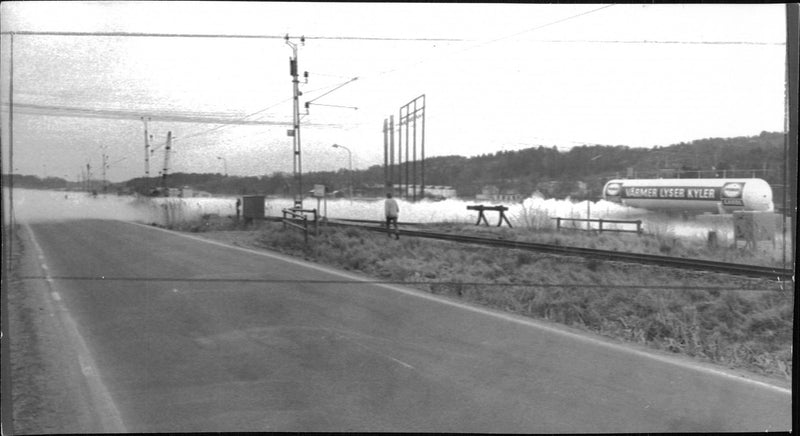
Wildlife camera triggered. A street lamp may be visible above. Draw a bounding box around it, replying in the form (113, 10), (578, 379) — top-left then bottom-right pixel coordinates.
(217, 156), (228, 177)
(332, 144), (353, 200)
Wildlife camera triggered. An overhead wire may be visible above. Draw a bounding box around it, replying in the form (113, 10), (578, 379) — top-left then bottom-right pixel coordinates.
(2, 102), (294, 126)
(0, 30), (463, 42)
(368, 4), (617, 78)
(160, 78), (362, 149)
(0, 77), (367, 156)
(14, 275), (786, 292)
(2, 8), (786, 176)
(305, 77), (359, 106)
(529, 39), (785, 46)
(4, 76), (366, 176)
(103, 77), (363, 172)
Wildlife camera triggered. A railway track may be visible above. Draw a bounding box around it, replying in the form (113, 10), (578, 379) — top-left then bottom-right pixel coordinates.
(317, 218), (793, 282)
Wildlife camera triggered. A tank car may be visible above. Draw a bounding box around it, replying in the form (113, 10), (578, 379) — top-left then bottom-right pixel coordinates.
(602, 178), (773, 214)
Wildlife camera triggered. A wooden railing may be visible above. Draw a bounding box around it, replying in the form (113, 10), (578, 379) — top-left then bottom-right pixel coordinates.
(553, 217), (642, 234)
(282, 208), (319, 243)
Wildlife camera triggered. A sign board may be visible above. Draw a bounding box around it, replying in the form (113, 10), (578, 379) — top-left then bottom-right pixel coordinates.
(622, 186), (719, 200)
(313, 184), (325, 198)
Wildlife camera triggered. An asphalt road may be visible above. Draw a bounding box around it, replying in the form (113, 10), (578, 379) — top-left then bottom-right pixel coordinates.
(15, 219), (792, 433)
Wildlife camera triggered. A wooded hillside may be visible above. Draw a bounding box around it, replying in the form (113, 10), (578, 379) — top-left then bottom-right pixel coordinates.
(7, 131), (791, 202)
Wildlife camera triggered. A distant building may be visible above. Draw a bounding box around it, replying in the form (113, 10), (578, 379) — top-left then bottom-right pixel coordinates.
(476, 185), (522, 203)
(535, 180), (588, 199)
(400, 185), (457, 199)
(174, 186), (213, 198)
(574, 181), (588, 196)
(362, 183), (456, 199)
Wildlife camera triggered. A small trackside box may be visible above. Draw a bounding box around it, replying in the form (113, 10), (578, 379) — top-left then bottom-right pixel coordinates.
(241, 195), (265, 220)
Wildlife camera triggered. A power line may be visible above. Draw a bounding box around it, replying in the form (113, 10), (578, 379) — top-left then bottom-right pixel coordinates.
(169, 79), (360, 145)
(476, 4), (618, 47)
(308, 35), (464, 42)
(169, 98), (294, 145)
(15, 276), (786, 292)
(1, 30), (781, 46)
(0, 100), (339, 158)
(9, 80), (362, 169)
(0, 79), (361, 156)
(306, 77), (359, 105)
(529, 39), (785, 46)
(0, 30), (463, 41)
(2, 102), (295, 126)
(370, 4), (617, 78)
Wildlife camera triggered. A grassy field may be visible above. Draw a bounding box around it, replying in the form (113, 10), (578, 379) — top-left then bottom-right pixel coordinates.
(172, 215), (793, 382)
(425, 221), (792, 268)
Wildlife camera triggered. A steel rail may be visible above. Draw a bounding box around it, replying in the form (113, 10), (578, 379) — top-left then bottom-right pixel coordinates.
(317, 218), (793, 282)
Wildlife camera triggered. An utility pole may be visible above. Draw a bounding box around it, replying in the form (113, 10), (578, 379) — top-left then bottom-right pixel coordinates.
(285, 35), (306, 209)
(389, 115), (395, 194)
(217, 156), (228, 177)
(404, 105), (409, 200)
(332, 144), (353, 201)
(412, 99), (417, 201)
(162, 131), (172, 192)
(420, 95), (426, 199)
(142, 116), (151, 184)
(6, 33), (14, 227)
(101, 146), (108, 193)
(1, 33), (14, 434)
(383, 119), (389, 186)
(392, 95), (426, 201)
(786, 3), (798, 275)
(397, 110), (403, 198)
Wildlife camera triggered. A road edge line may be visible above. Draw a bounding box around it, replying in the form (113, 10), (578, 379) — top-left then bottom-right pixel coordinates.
(23, 223), (127, 433)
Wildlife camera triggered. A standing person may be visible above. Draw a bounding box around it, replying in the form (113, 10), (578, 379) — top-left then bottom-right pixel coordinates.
(384, 192), (400, 239)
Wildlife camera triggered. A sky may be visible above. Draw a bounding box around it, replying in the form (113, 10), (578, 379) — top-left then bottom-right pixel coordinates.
(0, 2), (789, 182)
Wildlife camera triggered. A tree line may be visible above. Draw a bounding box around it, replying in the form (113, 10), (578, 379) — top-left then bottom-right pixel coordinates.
(6, 131), (790, 201)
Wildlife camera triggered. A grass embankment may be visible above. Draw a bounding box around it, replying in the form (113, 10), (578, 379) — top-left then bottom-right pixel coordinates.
(175, 216), (793, 381)
(429, 221), (792, 268)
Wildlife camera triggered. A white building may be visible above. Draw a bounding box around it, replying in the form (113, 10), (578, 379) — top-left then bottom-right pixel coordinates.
(404, 185), (457, 199)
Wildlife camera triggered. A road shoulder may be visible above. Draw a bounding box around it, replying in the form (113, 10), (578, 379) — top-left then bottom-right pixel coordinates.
(7, 225), (117, 433)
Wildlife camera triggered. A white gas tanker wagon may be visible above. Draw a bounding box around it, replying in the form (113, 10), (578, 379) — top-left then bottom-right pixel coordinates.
(602, 178), (773, 215)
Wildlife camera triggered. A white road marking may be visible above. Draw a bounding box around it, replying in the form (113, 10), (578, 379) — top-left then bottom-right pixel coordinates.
(130, 221), (793, 395)
(23, 224), (127, 433)
(385, 354), (414, 369)
(337, 333), (415, 370)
